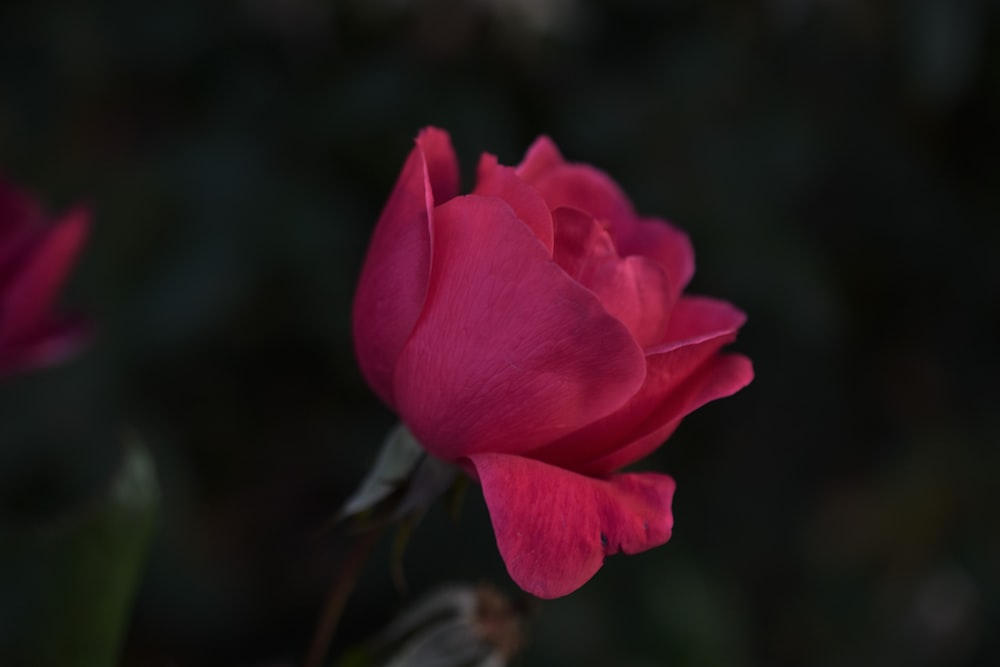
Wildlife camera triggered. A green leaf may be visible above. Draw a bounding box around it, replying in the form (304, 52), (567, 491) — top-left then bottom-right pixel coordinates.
(0, 436), (158, 667)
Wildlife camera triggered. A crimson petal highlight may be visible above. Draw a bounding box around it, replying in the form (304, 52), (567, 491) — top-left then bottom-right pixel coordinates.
(468, 452), (675, 599)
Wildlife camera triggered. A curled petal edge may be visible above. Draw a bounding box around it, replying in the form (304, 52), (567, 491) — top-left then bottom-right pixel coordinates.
(352, 128), (459, 407)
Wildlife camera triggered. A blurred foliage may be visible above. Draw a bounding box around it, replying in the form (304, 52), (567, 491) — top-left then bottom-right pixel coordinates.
(0, 433), (157, 666)
(0, 0), (998, 665)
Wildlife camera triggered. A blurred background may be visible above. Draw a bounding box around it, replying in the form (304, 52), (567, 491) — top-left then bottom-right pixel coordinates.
(1, 0), (998, 665)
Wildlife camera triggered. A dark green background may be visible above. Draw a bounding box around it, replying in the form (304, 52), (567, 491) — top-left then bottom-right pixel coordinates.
(1, 1), (997, 665)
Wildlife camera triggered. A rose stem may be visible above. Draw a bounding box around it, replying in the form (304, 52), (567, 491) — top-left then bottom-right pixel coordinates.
(304, 526), (383, 667)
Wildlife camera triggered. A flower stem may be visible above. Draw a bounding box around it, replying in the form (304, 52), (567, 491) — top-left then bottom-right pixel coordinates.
(304, 526), (382, 667)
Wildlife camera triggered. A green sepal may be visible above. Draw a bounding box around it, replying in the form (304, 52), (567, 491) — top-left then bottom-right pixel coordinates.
(337, 424), (425, 521)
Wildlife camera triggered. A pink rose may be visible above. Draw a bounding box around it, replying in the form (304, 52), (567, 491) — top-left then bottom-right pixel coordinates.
(353, 128), (753, 598)
(0, 180), (90, 379)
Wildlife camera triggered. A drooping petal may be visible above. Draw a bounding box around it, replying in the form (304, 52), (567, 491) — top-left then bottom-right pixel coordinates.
(582, 352), (754, 475)
(467, 452), (675, 599)
(0, 207), (89, 347)
(474, 154), (553, 253)
(353, 128), (459, 407)
(393, 195), (646, 463)
(528, 297), (748, 469)
(552, 207), (674, 348)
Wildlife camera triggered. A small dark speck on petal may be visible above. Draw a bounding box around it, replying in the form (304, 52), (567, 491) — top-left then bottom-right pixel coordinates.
(600, 532), (608, 547)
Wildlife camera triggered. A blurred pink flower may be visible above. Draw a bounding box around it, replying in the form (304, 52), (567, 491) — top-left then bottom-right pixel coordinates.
(0, 180), (90, 379)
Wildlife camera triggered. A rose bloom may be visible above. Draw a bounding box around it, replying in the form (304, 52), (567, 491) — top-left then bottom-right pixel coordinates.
(0, 179), (90, 379)
(353, 128), (753, 598)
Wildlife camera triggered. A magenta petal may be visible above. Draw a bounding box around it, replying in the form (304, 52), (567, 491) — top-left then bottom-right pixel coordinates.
(584, 353), (754, 475)
(530, 163), (636, 232)
(553, 208), (674, 348)
(0, 317), (89, 378)
(515, 136), (566, 183)
(0, 207), (89, 348)
(393, 195), (646, 462)
(655, 295), (747, 345)
(615, 217), (695, 297)
(474, 154), (554, 253)
(468, 452), (676, 599)
(529, 296), (748, 469)
(514, 143), (694, 292)
(420, 128), (460, 206)
(353, 128), (459, 407)
(595, 255), (673, 347)
(528, 164), (686, 283)
(516, 138), (631, 227)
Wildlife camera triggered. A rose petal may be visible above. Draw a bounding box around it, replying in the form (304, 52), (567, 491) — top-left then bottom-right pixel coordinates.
(652, 295), (747, 345)
(583, 352), (754, 475)
(550, 206), (616, 277)
(553, 207), (674, 348)
(530, 163), (635, 231)
(474, 154), (554, 253)
(0, 317), (89, 378)
(0, 207), (89, 348)
(528, 297), (748, 469)
(515, 135), (566, 183)
(515, 142), (695, 293)
(421, 128), (461, 206)
(615, 216), (695, 298)
(393, 195), (646, 462)
(467, 452), (675, 599)
(353, 128), (459, 407)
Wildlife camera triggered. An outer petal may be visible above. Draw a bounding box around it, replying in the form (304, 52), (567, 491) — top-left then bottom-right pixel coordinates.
(467, 452), (675, 599)
(528, 297), (748, 470)
(353, 128), (459, 407)
(474, 154), (553, 253)
(394, 195), (646, 462)
(420, 129), (461, 207)
(582, 352), (754, 475)
(0, 207), (89, 347)
(553, 207), (674, 348)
